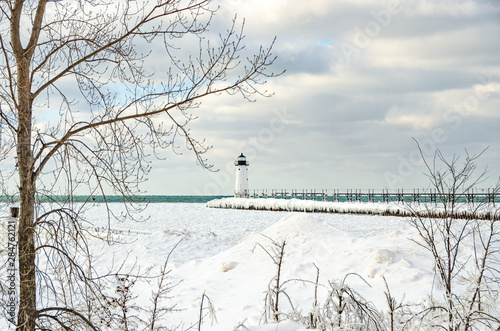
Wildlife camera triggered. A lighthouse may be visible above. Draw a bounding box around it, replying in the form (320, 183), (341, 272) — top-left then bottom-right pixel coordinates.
(234, 153), (249, 198)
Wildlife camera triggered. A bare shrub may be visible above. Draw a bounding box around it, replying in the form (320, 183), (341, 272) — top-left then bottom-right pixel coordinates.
(253, 236), (290, 323)
(318, 274), (385, 331)
(407, 142), (500, 330)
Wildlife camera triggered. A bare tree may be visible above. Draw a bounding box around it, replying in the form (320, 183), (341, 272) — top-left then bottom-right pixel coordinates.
(408, 141), (500, 330)
(0, 0), (280, 330)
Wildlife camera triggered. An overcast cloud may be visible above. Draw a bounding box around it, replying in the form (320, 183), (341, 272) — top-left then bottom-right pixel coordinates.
(147, 0), (500, 195)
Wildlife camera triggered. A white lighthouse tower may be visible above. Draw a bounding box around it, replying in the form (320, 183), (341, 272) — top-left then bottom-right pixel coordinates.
(234, 153), (249, 198)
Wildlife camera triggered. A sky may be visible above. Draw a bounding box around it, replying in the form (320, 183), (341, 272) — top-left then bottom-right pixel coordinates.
(14, 0), (497, 196)
(147, 0), (500, 195)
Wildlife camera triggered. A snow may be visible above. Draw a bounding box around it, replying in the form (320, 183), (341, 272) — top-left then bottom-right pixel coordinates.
(0, 202), (498, 330)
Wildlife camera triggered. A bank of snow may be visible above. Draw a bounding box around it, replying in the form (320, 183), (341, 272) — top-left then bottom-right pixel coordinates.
(164, 213), (433, 330)
(2, 204), (497, 330)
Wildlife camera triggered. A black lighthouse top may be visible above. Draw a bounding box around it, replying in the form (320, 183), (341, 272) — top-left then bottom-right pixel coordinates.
(235, 153), (249, 166)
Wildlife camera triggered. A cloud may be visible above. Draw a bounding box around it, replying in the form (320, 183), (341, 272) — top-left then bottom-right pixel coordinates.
(81, 0), (500, 194)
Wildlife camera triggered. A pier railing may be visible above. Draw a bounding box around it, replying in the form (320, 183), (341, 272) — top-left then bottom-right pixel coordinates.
(248, 188), (499, 204)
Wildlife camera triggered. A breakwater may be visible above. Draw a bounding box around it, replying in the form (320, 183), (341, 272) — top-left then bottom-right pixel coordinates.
(206, 198), (499, 220)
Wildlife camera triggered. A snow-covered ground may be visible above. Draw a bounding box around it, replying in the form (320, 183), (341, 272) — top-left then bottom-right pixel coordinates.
(0, 203), (498, 330)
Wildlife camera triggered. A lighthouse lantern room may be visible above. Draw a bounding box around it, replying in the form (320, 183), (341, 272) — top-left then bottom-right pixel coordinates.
(234, 153), (249, 198)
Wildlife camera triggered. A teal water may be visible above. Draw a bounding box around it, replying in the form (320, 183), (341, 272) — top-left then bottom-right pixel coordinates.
(0, 195), (231, 204)
(1, 193), (497, 204)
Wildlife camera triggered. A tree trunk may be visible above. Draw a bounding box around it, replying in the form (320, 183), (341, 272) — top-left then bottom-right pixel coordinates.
(17, 180), (36, 331)
(16, 58), (37, 331)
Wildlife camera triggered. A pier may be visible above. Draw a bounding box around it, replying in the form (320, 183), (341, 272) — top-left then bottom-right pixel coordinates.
(247, 188), (499, 204)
